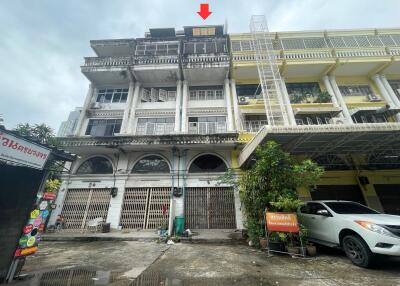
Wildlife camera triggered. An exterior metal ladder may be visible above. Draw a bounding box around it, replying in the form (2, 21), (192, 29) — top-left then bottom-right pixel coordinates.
(250, 15), (289, 126)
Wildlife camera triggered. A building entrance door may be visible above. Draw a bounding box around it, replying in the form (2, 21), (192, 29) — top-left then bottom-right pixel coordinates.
(61, 188), (111, 231)
(120, 187), (170, 229)
(185, 187), (236, 229)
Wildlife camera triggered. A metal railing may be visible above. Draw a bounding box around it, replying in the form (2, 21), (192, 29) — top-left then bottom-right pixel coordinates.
(83, 56), (132, 67)
(244, 120), (268, 132)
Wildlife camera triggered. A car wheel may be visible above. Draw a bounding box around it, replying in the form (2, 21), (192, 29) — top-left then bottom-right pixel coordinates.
(342, 235), (374, 268)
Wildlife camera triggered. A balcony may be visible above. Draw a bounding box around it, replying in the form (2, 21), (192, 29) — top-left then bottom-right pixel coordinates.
(90, 39), (135, 57)
(244, 120), (268, 133)
(188, 122), (227, 135)
(81, 56), (132, 84)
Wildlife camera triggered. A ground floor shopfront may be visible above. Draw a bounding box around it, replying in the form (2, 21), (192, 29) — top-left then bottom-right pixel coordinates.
(49, 168), (400, 233)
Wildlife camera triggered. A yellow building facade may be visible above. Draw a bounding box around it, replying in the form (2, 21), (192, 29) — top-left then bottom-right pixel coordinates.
(230, 28), (400, 215)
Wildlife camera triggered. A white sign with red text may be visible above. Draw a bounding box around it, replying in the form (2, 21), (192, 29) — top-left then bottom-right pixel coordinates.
(0, 130), (51, 170)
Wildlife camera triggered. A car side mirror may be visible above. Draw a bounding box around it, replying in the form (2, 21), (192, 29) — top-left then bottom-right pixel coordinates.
(316, 209), (331, 216)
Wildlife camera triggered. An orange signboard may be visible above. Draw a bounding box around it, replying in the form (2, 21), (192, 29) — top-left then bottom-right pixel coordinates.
(266, 212), (299, 233)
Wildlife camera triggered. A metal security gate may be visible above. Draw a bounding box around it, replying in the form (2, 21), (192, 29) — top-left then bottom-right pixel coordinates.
(185, 187), (236, 229)
(61, 188), (111, 231)
(120, 188), (170, 229)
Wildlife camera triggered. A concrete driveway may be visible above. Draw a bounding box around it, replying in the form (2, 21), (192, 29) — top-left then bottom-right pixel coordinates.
(14, 241), (400, 285)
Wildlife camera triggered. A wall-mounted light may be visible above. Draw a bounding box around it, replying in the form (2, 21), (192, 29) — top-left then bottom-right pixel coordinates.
(110, 187), (118, 197)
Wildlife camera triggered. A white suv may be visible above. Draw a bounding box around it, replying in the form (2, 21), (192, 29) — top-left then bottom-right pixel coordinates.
(298, 201), (400, 268)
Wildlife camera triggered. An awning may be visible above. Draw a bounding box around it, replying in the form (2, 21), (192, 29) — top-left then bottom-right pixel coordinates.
(349, 105), (400, 117)
(292, 106), (342, 116)
(238, 123), (400, 167)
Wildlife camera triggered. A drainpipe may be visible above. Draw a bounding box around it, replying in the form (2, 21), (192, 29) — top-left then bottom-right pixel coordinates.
(168, 147), (177, 236)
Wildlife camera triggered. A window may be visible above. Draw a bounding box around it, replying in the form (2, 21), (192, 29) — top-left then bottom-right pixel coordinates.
(306, 203), (330, 215)
(135, 42), (180, 56)
(183, 39), (227, 54)
(85, 119), (122, 136)
(189, 154), (227, 173)
(236, 84), (262, 99)
(339, 85), (373, 96)
(132, 155), (170, 173)
(141, 88), (176, 102)
(192, 27), (216, 36)
(96, 88), (128, 103)
(188, 117), (226, 134)
(189, 89), (224, 100)
(324, 202), (379, 214)
(136, 117), (175, 135)
(76, 157), (113, 174)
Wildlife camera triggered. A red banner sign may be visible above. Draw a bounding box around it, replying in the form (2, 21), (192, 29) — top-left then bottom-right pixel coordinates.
(266, 212), (299, 233)
(43, 192), (57, 200)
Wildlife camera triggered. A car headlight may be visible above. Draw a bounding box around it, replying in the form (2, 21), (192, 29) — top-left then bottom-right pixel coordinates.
(355, 221), (397, 238)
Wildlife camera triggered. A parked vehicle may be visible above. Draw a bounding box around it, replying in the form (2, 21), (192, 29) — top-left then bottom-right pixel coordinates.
(297, 200), (400, 268)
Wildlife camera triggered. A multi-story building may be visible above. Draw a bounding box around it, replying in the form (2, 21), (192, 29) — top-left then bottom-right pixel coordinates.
(50, 19), (400, 233)
(57, 107), (82, 137)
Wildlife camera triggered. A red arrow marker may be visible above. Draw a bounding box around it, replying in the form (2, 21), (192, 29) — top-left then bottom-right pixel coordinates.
(197, 3), (212, 20)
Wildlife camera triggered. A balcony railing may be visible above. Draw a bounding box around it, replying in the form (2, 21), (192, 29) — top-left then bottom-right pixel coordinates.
(335, 48), (387, 58)
(136, 123), (175, 136)
(83, 56), (132, 67)
(244, 120), (268, 133)
(188, 122), (227, 135)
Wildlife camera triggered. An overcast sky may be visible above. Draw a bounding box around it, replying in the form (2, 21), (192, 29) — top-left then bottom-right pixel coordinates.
(1, 0), (399, 132)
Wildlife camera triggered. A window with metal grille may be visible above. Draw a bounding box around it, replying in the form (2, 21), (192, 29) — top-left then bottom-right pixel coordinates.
(132, 155), (170, 173)
(303, 38), (328, 49)
(188, 116), (226, 134)
(339, 85), (373, 96)
(354, 36), (371, 47)
(391, 34), (400, 45)
(231, 41), (242, 52)
(327, 37), (346, 48)
(281, 38), (306, 50)
(342, 36), (359, 47)
(136, 117), (175, 135)
(141, 88), (176, 102)
(189, 154), (227, 173)
(379, 35), (396, 46)
(367, 35), (384, 47)
(76, 157), (113, 174)
(96, 88), (128, 103)
(135, 42), (179, 56)
(85, 119), (122, 136)
(189, 89), (224, 100)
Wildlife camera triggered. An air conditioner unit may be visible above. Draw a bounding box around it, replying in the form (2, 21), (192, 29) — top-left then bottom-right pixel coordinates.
(90, 102), (101, 109)
(238, 96), (250, 105)
(367, 94), (382, 102)
(329, 118), (347, 125)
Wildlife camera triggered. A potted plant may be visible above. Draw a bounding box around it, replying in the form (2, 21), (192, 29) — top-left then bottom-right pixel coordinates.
(268, 232), (287, 252)
(259, 236), (269, 249)
(299, 224), (309, 256)
(306, 242), (317, 257)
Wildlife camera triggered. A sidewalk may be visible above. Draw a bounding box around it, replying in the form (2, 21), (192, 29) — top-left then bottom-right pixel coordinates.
(42, 229), (244, 244)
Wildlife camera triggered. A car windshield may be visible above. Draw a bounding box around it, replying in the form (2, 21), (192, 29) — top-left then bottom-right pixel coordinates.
(324, 202), (380, 214)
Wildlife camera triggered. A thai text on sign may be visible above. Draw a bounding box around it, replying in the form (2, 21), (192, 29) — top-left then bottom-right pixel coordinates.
(266, 212), (300, 233)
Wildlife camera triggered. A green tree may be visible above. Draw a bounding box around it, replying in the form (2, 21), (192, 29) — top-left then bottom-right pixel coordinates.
(14, 123), (58, 146)
(239, 141), (324, 247)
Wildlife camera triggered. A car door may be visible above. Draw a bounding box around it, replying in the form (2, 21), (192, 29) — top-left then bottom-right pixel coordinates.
(306, 202), (335, 244)
(297, 203), (315, 236)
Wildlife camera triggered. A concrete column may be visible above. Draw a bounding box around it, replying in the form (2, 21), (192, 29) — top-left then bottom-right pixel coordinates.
(225, 79), (234, 132)
(181, 81), (189, 133)
(279, 79), (297, 125)
(174, 81), (182, 133)
(380, 75), (400, 107)
(329, 76), (354, 124)
(120, 81), (135, 134)
(371, 74), (394, 107)
(230, 79), (242, 131)
(75, 83), (95, 136)
(106, 178), (126, 229)
(323, 75), (344, 119)
(127, 83), (141, 134)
